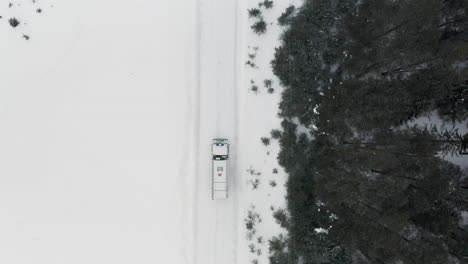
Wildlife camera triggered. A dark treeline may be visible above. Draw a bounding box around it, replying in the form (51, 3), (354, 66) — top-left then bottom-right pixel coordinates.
(271, 0), (468, 263)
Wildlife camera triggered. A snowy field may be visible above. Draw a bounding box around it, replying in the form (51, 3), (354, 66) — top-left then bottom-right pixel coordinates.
(0, 0), (196, 263)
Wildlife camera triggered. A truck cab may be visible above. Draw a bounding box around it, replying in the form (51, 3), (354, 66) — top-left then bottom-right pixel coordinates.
(212, 138), (229, 200)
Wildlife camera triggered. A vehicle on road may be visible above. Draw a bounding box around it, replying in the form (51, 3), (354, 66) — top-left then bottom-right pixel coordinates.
(212, 138), (229, 200)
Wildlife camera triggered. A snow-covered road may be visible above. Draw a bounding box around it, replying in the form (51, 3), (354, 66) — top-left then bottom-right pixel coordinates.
(189, 0), (244, 264)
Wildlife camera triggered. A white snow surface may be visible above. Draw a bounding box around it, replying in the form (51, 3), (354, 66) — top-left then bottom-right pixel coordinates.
(408, 113), (468, 169)
(0, 0), (301, 263)
(0, 0), (196, 263)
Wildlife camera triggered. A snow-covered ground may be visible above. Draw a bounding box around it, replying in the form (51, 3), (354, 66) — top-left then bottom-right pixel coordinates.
(236, 1), (302, 264)
(0, 0), (196, 263)
(0, 0), (301, 263)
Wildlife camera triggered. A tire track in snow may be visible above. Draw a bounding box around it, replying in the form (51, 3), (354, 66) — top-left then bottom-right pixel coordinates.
(180, 0), (200, 263)
(190, 0), (202, 262)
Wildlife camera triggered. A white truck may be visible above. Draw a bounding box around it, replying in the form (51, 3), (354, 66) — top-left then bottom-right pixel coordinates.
(212, 138), (229, 200)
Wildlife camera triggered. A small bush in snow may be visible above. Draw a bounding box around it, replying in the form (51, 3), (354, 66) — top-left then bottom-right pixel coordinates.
(250, 84), (259, 93)
(9, 17), (19, 27)
(268, 234), (288, 253)
(259, 0), (273, 9)
(272, 168), (278, 174)
(249, 243), (257, 253)
(264, 79), (275, 93)
(251, 19), (267, 35)
(247, 206), (262, 223)
(246, 166), (262, 176)
(248, 8), (262, 18)
(251, 259), (258, 264)
(261, 137), (271, 146)
(278, 5), (295, 26)
(264, 79), (273, 88)
(270, 180), (277, 187)
(246, 219), (255, 231)
(245, 60), (257, 68)
(245, 206), (262, 240)
(246, 50), (258, 68)
(249, 179), (260, 190)
(257, 236), (264, 244)
(270, 129), (282, 139)
(273, 208), (290, 229)
(247, 229), (256, 241)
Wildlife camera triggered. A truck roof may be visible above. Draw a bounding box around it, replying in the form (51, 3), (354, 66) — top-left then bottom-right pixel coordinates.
(212, 142), (229, 156)
(212, 138), (229, 200)
(212, 159), (227, 200)
(213, 160), (227, 183)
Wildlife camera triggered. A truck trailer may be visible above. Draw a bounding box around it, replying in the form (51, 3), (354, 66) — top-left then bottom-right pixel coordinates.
(212, 138), (229, 200)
